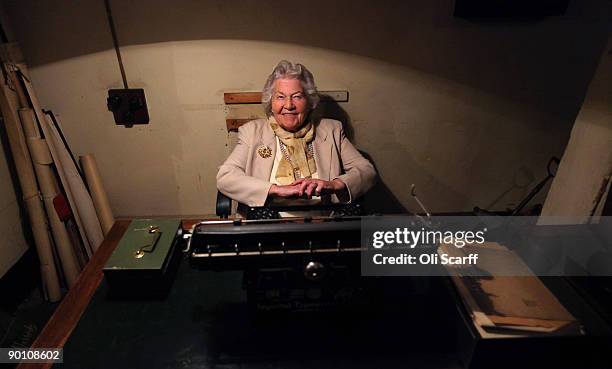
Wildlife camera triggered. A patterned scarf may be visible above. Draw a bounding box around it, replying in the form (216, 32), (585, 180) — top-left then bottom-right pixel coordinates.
(269, 116), (316, 185)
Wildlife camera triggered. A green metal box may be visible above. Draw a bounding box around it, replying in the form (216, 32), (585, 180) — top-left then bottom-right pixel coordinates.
(103, 218), (183, 297)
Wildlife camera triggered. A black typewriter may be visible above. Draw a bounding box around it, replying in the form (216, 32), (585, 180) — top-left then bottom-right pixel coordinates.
(188, 214), (373, 314)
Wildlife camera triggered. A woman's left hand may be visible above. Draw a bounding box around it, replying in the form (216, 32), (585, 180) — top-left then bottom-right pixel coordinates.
(291, 178), (346, 198)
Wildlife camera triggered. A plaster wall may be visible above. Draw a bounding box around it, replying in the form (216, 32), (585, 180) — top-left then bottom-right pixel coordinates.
(3, 0), (611, 216)
(541, 33), (612, 219)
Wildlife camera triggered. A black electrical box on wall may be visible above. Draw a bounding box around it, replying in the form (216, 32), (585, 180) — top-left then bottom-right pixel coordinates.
(107, 88), (149, 126)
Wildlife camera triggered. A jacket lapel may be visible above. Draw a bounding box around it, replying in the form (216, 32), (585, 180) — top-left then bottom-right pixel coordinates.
(252, 121), (276, 180)
(313, 121), (332, 181)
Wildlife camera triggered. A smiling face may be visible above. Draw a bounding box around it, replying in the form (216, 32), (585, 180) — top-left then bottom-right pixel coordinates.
(271, 78), (309, 132)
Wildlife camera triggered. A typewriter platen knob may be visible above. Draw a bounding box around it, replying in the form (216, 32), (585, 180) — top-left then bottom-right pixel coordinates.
(304, 261), (326, 281)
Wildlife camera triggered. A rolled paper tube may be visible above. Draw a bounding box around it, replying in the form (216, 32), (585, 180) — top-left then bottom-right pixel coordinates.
(18, 65), (101, 255)
(9, 71), (29, 108)
(41, 115), (93, 256)
(42, 115), (103, 252)
(19, 108), (80, 287)
(43, 195), (80, 285)
(25, 195), (62, 301)
(29, 138), (53, 164)
(80, 154), (115, 235)
(0, 78), (61, 301)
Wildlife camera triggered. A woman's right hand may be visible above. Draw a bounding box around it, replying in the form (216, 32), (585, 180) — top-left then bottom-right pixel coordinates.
(268, 184), (301, 198)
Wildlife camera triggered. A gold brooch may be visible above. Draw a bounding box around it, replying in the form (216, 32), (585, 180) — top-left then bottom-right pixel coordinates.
(257, 145), (272, 158)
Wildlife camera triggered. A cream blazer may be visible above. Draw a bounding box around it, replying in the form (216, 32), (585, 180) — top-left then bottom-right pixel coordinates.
(217, 118), (377, 207)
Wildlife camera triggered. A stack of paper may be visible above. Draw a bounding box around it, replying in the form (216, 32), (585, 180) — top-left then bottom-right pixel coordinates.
(441, 242), (581, 337)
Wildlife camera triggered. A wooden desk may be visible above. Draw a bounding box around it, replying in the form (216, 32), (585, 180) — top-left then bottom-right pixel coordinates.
(17, 219), (609, 369)
(16, 218), (463, 369)
(18, 219), (200, 369)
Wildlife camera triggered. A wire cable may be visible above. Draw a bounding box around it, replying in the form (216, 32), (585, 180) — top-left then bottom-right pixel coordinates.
(103, 0), (128, 89)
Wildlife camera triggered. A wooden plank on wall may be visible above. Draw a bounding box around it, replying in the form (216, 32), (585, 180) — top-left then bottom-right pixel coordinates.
(224, 90), (349, 104)
(224, 92), (262, 104)
(226, 118), (255, 131)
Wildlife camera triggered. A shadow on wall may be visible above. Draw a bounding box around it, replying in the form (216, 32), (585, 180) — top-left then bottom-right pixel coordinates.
(313, 96), (496, 213)
(315, 97), (408, 214)
(360, 151), (410, 215)
(4, 0), (611, 215)
(4, 0), (611, 120)
(482, 165), (535, 210)
(318, 106), (558, 214)
(0, 110), (35, 249)
(314, 94), (354, 141)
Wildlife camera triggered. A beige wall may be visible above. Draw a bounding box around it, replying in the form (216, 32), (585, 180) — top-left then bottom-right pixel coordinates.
(3, 0), (611, 216)
(0, 135), (28, 277)
(541, 33), (612, 220)
(0, 3), (27, 277)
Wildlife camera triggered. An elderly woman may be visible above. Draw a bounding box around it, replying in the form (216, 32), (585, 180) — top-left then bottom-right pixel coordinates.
(217, 60), (376, 209)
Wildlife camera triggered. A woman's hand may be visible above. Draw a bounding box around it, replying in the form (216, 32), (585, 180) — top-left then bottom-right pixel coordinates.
(291, 178), (347, 198)
(268, 179), (348, 200)
(268, 183), (301, 198)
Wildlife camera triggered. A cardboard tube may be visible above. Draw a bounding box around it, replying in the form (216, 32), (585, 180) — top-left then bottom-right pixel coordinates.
(24, 195), (62, 299)
(18, 64), (103, 253)
(20, 108), (80, 287)
(10, 70), (29, 108)
(0, 70), (61, 301)
(42, 114), (93, 256)
(43, 115), (104, 251)
(29, 138), (53, 164)
(80, 154), (114, 235)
